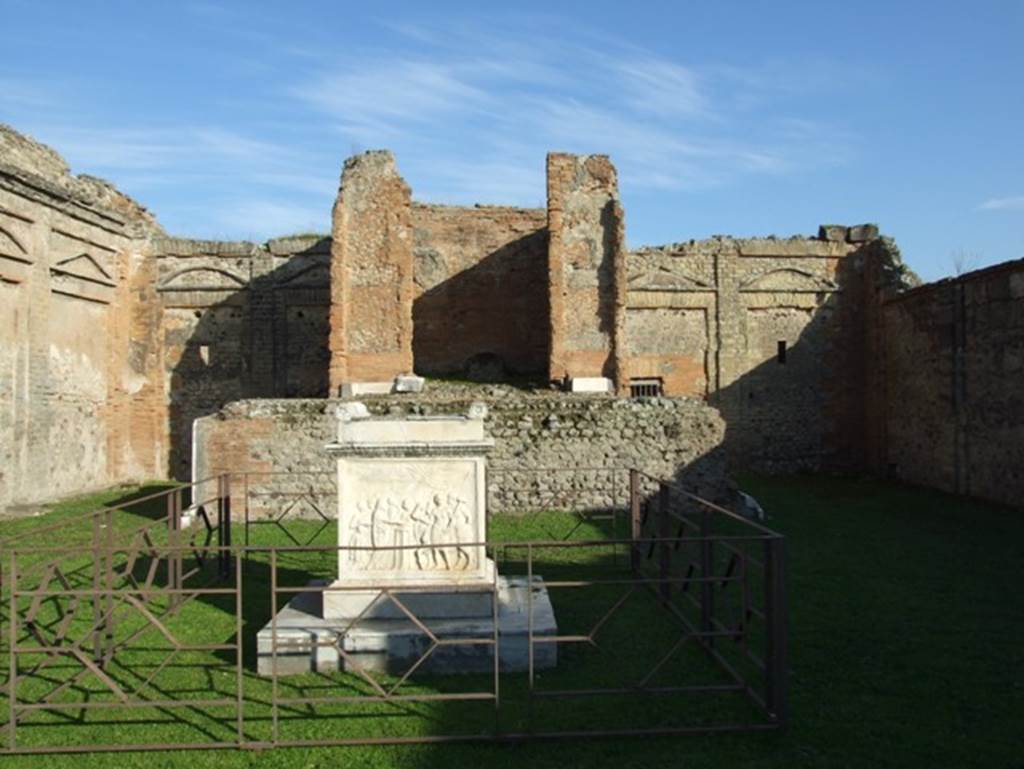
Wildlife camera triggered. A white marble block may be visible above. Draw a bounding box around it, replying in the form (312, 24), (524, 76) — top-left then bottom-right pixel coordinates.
(338, 374), (426, 398)
(567, 376), (613, 393)
(323, 402), (496, 619)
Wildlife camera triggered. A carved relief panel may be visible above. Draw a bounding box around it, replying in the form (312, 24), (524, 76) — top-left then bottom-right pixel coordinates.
(337, 457), (488, 584)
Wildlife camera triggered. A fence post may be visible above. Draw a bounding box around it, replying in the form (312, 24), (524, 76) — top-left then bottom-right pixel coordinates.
(8, 552), (17, 750)
(700, 504), (714, 648)
(103, 507), (115, 666)
(243, 472), (250, 548)
(658, 483), (671, 603)
(764, 536), (788, 725)
(216, 475), (225, 580)
(629, 470), (641, 573)
(92, 511), (103, 661)
(222, 473), (232, 581)
(167, 488), (181, 611)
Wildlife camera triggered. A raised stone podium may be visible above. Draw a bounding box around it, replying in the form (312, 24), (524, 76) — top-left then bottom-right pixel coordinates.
(257, 402), (556, 676)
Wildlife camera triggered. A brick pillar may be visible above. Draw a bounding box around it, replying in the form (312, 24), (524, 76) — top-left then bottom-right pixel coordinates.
(105, 242), (168, 482)
(545, 153), (626, 391)
(328, 151), (414, 393)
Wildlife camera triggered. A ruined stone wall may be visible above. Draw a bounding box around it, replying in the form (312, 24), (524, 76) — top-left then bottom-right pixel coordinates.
(154, 235), (331, 479)
(0, 125), (164, 510)
(16, 122), (1021, 515)
(627, 226), (883, 471)
(328, 151), (414, 390)
(193, 392), (728, 518)
(546, 153), (626, 387)
(153, 199), (552, 479)
(411, 204), (548, 378)
(879, 259), (1024, 507)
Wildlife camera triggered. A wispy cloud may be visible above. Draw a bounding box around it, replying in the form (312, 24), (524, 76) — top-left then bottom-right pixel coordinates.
(20, 124), (324, 189)
(0, 78), (57, 110)
(293, 60), (490, 142)
(613, 59), (708, 118)
(1, 120), (338, 237)
(0, 14), (861, 240)
(289, 20), (855, 205)
(978, 196), (1024, 212)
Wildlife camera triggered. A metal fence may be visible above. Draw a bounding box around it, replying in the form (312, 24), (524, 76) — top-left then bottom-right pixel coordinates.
(0, 468), (786, 753)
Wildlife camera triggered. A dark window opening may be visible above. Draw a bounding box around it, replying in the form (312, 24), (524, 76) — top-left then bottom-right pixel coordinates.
(777, 340), (787, 364)
(630, 378), (663, 398)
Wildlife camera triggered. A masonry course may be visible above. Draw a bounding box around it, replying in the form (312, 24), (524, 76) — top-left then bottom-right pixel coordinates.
(193, 391), (729, 517)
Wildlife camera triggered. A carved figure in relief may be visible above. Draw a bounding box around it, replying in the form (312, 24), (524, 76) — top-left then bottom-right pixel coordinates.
(409, 500), (434, 570)
(375, 499), (405, 570)
(345, 492), (473, 572)
(430, 494), (451, 570)
(347, 500), (376, 568)
(450, 495), (473, 571)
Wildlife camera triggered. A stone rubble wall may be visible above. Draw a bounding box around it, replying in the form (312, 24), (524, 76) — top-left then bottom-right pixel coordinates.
(626, 226), (916, 472)
(878, 258), (1024, 507)
(193, 391), (729, 519)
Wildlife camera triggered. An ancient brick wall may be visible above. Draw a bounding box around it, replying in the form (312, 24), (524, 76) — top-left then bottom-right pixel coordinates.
(411, 203), (548, 378)
(546, 153), (626, 387)
(154, 235), (331, 479)
(193, 392), (729, 518)
(154, 200), (552, 478)
(328, 151), (414, 391)
(879, 259), (1024, 506)
(626, 227), (885, 471)
(0, 125), (164, 510)
(10, 123), (1022, 515)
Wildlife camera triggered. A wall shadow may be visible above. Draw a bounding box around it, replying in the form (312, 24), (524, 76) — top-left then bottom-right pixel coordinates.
(706, 247), (872, 477)
(169, 233), (878, 490)
(412, 229), (549, 383)
(599, 200), (620, 380)
(168, 239), (331, 480)
(169, 229), (554, 482)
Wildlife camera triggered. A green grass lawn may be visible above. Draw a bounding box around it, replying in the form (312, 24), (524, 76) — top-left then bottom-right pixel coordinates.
(0, 474), (1021, 768)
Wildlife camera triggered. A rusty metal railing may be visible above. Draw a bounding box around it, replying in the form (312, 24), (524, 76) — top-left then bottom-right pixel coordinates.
(0, 467), (786, 753)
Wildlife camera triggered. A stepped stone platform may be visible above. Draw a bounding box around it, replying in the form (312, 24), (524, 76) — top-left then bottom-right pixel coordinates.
(256, 575), (557, 675)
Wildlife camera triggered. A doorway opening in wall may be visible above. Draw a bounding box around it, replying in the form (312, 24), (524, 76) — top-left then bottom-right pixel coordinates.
(629, 377), (664, 398)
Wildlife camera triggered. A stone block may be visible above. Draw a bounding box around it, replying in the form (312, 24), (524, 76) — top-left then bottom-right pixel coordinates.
(336, 409), (486, 444)
(325, 402), (497, 617)
(323, 586), (495, 620)
(847, 223), (880, 243)
(339, 381), (394, 397)
(818, 224), (848, 242)
(393, 374), (425, 393)
(568, 377), (614, 393)
(257, 576), (557, 675)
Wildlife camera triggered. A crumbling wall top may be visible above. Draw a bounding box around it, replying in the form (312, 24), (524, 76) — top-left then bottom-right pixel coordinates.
(0, 123), (163, 237)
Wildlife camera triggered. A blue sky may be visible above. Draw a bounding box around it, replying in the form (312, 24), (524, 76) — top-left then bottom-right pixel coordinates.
(2, 1), (1022, 281)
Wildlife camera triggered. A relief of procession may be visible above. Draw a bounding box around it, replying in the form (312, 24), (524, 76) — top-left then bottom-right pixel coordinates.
(345, 492), (476, 572)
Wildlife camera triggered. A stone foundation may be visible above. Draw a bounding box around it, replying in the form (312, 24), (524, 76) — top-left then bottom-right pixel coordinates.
(257, 576), (557, 675)
(193, 389), (729, 518)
